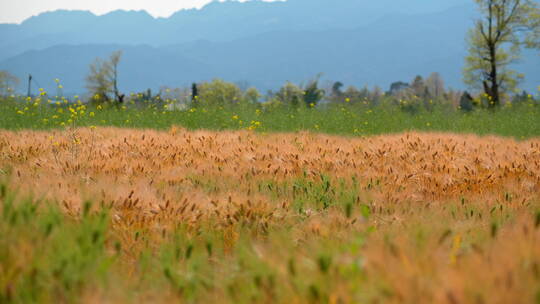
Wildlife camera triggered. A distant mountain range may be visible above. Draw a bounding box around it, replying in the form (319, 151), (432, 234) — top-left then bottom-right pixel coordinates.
(0, 0), (538, 96)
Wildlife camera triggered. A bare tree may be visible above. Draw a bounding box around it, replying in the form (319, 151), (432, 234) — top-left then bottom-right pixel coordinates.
(110, 51), (123, 103)
(464, 0), (540, 107)
(0, 70), (19, 97)
(425, 72), (445, 99)
(371, 86), (384, 102)
(86, 50), (124, 103)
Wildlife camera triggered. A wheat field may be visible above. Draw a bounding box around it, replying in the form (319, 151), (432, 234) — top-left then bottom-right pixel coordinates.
(1, 127), (540, 303)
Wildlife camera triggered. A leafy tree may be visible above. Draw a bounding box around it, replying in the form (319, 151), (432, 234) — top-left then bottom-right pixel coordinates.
(0, 70), (19, 97)
(303, 78), (325, 107)
(244, 87), (262, 104)
(459, 91), (476, 112)
(331, 81), (344, 98)
(191, 83), (198, 102)
(197, 79), (243, 105)
(275, 82), (304, 107)
(345, 86), (372, 103)
(411, 75), (426, 97)
(86, 50), (124, 103)
(464, 0), (540, 107)
(341, 86), (362, 103)
(388, 81), (410, 96)
(525, 8), (540, 48)
(511, 90), (533, 104)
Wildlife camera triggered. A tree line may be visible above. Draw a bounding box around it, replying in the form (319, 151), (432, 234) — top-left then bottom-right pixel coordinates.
(66, 0), (540, 109)
(0, 0), (538, 108)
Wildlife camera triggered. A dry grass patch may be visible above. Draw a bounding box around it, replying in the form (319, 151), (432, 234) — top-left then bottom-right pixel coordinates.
(0, 128), (539, 303)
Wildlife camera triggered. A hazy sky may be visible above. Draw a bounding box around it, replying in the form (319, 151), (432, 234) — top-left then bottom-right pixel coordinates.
(0, 0), (275, 24)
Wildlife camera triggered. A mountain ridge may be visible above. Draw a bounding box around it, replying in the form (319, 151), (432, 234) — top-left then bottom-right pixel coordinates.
(0, 0), (473, 56)
(0, 0), (538, 95)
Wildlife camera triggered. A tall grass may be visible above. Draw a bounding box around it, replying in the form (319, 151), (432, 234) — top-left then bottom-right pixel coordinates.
(1, 178), (539, 303)
(1, 92), (540, 302)
(1, 97), (539, 138)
